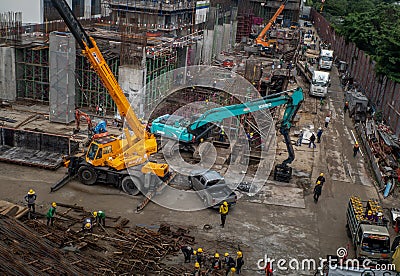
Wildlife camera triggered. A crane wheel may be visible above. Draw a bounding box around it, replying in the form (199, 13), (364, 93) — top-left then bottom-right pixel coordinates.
(121, 176), (141, 196)
(78, 166), (97, 185)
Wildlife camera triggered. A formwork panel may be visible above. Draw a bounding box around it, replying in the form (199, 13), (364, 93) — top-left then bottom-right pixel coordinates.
(0, 127), (79, 169)
(49, 32), (76, 123)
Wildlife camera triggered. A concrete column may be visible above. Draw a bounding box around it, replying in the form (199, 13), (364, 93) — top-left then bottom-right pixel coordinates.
(119, 66), (145, 118)
(0, 46), (16, 101)
(49, 32), (76, 123)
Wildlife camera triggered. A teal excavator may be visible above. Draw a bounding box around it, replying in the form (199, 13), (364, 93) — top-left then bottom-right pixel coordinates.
(150, 87), (304, 182)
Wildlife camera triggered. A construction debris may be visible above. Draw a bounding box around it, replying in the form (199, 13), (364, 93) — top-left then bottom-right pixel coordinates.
(0, 201), (198, 275)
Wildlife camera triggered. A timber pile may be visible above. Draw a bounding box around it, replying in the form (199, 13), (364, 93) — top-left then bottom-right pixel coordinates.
(0, 202), (196, 275)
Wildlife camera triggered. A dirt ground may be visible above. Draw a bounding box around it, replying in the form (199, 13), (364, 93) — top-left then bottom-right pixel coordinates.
(0, 62), (387, 276)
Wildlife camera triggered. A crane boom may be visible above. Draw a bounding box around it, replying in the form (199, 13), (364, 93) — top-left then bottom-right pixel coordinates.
(50, 0), (145, 141)
(255, 0), (288, 46)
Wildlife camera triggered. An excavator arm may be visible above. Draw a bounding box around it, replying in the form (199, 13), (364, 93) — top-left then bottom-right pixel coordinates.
(255, 0), (288, 47)
(189, 87), (303, 182)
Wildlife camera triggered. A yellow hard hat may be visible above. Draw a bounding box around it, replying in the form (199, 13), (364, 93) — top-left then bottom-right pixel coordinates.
(197, 248), (203, 253)
(237, 251), (242, 257)
(85, 222), (91, 229)
(355, 142), (358, 145)
(193, 250), (197, 255)
(320, 173), (324, 176)
(93, 211), (98, 217)
(195, 262), (200, 268)
(317, 181), (321, 184)
(231, 267), (236, 272)
(215, 253), (220, 258)
(51, 202), (57, 207)
(223, 201), (228, 206)
(224, 252), (229, 257)
(368, 210), (372, 215)
(28, 189), (35, 195)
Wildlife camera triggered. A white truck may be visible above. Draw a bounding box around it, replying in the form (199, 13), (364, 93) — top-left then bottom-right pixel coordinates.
(310, 70), (330, 97)
(319, 49), (334, 70)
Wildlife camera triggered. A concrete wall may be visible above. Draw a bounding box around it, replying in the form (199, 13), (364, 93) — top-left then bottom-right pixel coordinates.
(49, 32), (76, 124)
(202, 29), (214, 65)
(119, 66), (146, 118)
(0, 47), (16, 101)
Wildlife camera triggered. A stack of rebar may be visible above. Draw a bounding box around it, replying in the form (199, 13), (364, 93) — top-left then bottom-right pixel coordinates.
(1, 202), (196, 275)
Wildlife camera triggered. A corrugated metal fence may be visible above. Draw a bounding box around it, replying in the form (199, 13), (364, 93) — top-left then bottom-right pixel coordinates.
(311, 9), (400, 136)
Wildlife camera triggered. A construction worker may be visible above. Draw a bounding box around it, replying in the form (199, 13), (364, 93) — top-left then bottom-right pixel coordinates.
(316, 173), (326, 186)
(366, 210), (374, 221)
(196, 248), (204, 265)
(181, 245), (194, 263)
(324, 115), (331, 128)
(236, 251), (244, 274)
(309, 133), (316, 148)
(313, 181), (323, 203)
(219, 126), (225, 142)
(46, 202), (57, 226)
(353, 142), (360, 157)
(212, 252), (222, 270)
(344, 101), (349, 113)
(224, 253), (236, 274)
(192, 262), (201, 276)
(316, 127), (323, 143)
(24, 189), (37, 214)
(82, 217), (93, 233)
(93, 210), (106, 227)
(192, 250), (197, 263)
(219, 201), (229, 228)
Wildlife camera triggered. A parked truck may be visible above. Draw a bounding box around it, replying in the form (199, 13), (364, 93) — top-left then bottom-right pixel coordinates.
(319, 49), (334, 70)
(188, 169), (237, 208)
(310, 71), (330, 97)
(346, 196), (391, 262)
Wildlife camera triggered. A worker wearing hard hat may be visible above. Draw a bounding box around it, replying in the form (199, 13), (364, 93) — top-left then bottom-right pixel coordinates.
(366, 210), (375, 221)
(223, 252), (236, 271)
(212, 252), (222, 270)
(313, 181), (323, 203)
(353, 142), (360, 157)
(93, 210), (106, 227)
(236, 251), (244, 274)
(229, 267), (236, 275)
(192, 262), (201, 276)
(82, 217), (93, 233)
(316, 173), (326, 186)
(24, 189), (37, 214)
(46, 202), (57, 226)
(196, 248), (204, 265)
(219, 201), (229, 228)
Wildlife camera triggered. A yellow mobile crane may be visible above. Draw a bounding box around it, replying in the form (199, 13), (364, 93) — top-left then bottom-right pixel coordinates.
(255, 0), (288, 51)
(50, 0), (169, 195)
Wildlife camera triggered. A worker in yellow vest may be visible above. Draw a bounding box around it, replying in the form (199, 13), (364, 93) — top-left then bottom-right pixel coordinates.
(219, 201), (229, 228)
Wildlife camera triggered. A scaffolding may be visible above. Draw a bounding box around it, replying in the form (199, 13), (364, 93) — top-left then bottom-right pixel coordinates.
(75, 50), (120, 113)
(16, 46), (50, 102)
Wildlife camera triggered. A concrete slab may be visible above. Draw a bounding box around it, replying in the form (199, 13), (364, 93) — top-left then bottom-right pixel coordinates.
(246, 184), (306, 209)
